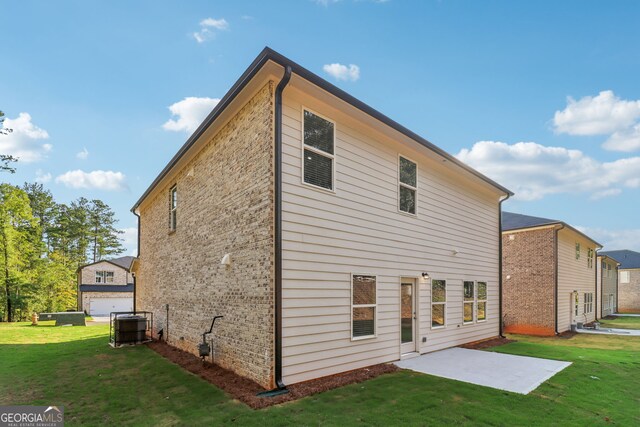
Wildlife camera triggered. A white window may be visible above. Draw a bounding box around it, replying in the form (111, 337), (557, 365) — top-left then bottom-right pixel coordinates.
(96, 271), (114, 284)
(621, 271), (630, 283)
(398, 156), (417, 215)
(607, 263), (611, 277)
(303, 110), (334, 191)
(170, 186), (177, 231)
(584, 292), (593, 314)
(431, 279), (446, 328)
(477, 282), (487, 321)
(352, 275), (376, 339)
(587, 248), (594, 268)
(463, 281), (474, 324)
(609, 293), (615, 311)
(575, 243), (581, 260)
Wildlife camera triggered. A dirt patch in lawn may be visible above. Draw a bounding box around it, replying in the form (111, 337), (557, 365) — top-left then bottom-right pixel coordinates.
(557, 331), (577, 339)
(460, 337), (515, 350)
(147, 340), (398, 409)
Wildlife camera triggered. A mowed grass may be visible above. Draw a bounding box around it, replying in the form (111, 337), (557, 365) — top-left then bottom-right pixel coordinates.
(1, 323), (639, 426)
(599, 315), (640, 330)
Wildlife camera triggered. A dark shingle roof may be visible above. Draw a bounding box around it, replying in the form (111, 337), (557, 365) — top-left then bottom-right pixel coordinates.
(79, 284), (134, 292)
(599, 250), (640, 269)
(502, 212), (560, 231)
(501, 211), (602, 247)
(108, 256), (136, 270)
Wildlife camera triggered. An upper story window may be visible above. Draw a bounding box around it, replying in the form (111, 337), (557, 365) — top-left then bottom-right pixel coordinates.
(352, 274), (376, 339)
(96, 271), (114, 284)
(170, 185), (177, 231)
(575, 243), (581, 260)
(607, 264), (612, 277)
(303, 110), (334, 191)
(587, 248), (594, 268)
(399, 156), (417, 215)
(621, 271), (630, 283)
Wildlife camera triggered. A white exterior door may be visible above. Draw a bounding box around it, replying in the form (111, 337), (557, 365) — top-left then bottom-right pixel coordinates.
(89, 298), (133, 315)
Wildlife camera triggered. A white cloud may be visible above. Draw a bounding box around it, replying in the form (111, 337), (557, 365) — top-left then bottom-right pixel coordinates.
(76, 147), (89, 160)
(553, 90), (640, 136)
(55, 170), (127, 191)
(314, 0), (341, 5)
(0, 113), (52, 162)
(162, 97), (220, 133)
(193, 17), (229, 43)
(603, 123), (640, 152)
(323, 63), (360, 82)
(119, 226), (138, 256)
(35, 169), (52, 183)
(575, 226), (640, 252)
(589, 189), (622, 201)
(456, 140), (640, 201)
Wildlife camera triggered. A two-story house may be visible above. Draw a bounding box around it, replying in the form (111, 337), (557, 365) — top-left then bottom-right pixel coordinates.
(502, 212), (601, 335)
(77, 256), (136, 316)
(599, 250), (640, 313)
(596, 254), (620, 318)
(131, 47), (512, 391)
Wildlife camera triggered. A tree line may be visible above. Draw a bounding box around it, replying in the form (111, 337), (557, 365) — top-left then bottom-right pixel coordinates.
(0, 182), (125, 322)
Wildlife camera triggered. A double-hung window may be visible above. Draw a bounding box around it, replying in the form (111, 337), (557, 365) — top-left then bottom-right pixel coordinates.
(587, 248), (594, 268)
(463, 281), (474, 324)
(303, 110), (334, 191)
(431, 280), (446, 328)
(584, 293), (593, 314)
(96, 271), (114, 284)
(621, 271), (630, 283)
(575, 243), (581, 260)
(352, 275), (376, 339)
(170, 185), (177, 231)
(399, 156), (417, 215)
(477, 282), (487, 321)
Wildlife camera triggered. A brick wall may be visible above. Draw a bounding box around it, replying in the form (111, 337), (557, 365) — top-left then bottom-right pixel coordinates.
(618, 269), (640, 313)
(502, 228), (556, 336)
(136, 81), (276, 389)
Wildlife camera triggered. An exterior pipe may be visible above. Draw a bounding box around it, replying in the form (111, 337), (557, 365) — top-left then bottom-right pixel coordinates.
(498, 194), (510, 338)
(133, 210), (141, 314)
(554, 224), (564, 335)
(595, 251), (600, 320)
(274, 65), (292, 391)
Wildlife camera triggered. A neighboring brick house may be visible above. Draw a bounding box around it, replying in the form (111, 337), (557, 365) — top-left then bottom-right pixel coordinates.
(131, 47), (512, 390)
(77, 256), (136, 316)
(596, 254), (619, 318)
(599, 250), (640, 313)
(502, 212), (601, 336)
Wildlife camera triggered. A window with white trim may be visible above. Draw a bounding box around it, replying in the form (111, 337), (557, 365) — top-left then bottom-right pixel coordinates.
(575, 243), (581, 260)
(431, 279), (446, 328)
(170, 185), (177, 231)
(96, 271), (114, 284)
(587, 248), (594, 268)
(303, 110), (334, 190)
(477, 282), (487, 321)
(621, 271), (630, 283)
(398, 156), (417, 214)
(584, 292), (593, 314)
(463, 281), (474, 324)
(352, 275), (376, 339)
(607, 263), (611, 277)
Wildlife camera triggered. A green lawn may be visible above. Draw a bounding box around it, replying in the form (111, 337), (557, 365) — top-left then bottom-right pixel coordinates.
(599, 315), (640, 330)
(1, 323), (639, 426)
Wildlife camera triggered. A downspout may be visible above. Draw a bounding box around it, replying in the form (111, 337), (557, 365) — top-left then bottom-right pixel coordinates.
(498, 194), (510, 338)
(133, 211), (141, 314)
(273, 65), (292, 392)
(595, 252), (600, 320)
(554, 224), (564, 335)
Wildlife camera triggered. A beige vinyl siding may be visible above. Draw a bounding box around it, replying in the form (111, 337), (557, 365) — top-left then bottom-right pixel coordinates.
(280, 87), (503, 385)
(556, 229), (597, 332)
(597, 257), (618, 317)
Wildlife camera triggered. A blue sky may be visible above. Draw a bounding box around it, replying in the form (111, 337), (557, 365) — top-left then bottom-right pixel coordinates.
(2, 0), (640, 253)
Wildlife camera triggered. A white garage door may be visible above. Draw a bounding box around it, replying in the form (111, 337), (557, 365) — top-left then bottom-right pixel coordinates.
(89, 298), (133, 315)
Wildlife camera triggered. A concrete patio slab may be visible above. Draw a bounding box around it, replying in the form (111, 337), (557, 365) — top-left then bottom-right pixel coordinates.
(578, 328), (640, 336)
(614, 313), (640, 317)
(395, 347), (571, 394)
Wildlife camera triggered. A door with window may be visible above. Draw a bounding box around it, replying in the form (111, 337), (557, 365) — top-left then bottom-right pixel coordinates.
(400, 278), (417, 354)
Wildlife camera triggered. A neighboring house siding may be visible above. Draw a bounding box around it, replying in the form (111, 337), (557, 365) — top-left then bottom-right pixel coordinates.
(596, 257), (618, 317)
(136, 81), (276, 389)
(280, 88), (502, 385)
(80, 261), (132, 285)
(502, 228), (556, 336)
(556, 229), (597, 332)
(618, 269), (640, 313)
